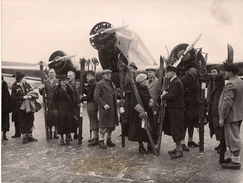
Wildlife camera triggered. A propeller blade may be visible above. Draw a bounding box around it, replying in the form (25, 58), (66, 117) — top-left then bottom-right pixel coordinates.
(49, 55), (76, 62)
(89, 25), (129, 39)
(173, 33), (202, 67)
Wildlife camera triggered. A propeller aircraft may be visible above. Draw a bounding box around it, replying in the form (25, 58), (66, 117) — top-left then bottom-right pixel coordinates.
(2, 21), (243, 87)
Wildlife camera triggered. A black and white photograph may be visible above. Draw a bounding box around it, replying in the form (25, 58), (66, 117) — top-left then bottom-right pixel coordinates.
(1, 0), (243, 182)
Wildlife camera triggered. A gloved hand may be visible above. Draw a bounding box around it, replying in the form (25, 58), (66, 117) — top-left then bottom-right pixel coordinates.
(139, 111), (147, 119)
(134, 104), (147, 119)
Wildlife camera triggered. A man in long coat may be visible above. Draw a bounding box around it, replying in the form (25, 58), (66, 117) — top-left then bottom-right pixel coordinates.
(219, 63), (243, 170)
(39, 68), (59, 139)
(94, 69), (119, 149)
(161, 66), (185, 159)
(67, 70), (80, 140)
(207, 66), (224, 152)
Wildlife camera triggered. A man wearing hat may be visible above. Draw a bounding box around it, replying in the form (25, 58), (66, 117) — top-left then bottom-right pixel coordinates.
(82, 70), (99, 146)
(180, 63), (200, 151)
(123, 62), (138, 136)
(145, 67), (159, 115)
(128, 73), (158, 154)
(39, 68), (59, 140)
(94, 69), (119, 149)
(52, 75), (75, 145)
(67, 70), (80, 140)
(11, 72), (38, 143)
(206, 65), (225, 153)
(219, 63), (243, 170)
(161, 65), (185, 159)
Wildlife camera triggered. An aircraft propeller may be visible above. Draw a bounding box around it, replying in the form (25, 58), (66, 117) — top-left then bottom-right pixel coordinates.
(49, 55), (76, 62)
(89, 25), (129, 39)
(173, 33), (202, 67)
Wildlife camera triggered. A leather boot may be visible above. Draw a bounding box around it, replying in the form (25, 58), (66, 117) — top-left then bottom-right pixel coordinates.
(22, 134), (28, 144)
(99, 140), (107, 149)
(28, 133), (38, 142)
(107, 138), (115, 147)
(88, 138), (99, 147)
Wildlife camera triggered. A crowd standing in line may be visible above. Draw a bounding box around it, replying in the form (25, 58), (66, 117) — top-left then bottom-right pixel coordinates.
(2, 62), (243, 170)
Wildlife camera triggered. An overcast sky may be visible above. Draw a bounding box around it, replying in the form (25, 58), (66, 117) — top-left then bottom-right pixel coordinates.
(1, 0), (243, 67)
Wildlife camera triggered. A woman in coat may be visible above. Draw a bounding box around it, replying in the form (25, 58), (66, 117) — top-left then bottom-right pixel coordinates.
(207, 66), (225, 152)
(128, 73), (158, 154)
(2, 76), (12, 140)
(52, 76), (75, 145)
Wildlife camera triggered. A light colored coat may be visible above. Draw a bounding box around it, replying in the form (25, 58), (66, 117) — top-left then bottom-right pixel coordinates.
(218, 76), (243, 122)
(94, 79), (118, 128)
(146, 77), (159, 112)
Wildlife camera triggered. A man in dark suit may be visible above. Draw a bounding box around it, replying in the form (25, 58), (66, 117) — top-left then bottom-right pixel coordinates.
(161, 66), (185, 159)
(94, 69), (119, 149)
(39, 68), (59, 139)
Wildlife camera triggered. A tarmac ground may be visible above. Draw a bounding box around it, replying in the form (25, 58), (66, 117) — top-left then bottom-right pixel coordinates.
(1, 82), (243, 183)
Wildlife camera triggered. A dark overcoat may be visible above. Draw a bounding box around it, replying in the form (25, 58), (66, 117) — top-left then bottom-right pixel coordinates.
(2, 80), (12, 132)
(94, 78), (118, 129)
(11, 82), (32, 122)
(206, 73), (224, 140)
(181, 72), (200, 128)
(52, 85), (75, 135)
(162, 77), (185, 141)
(39, 78), (59, 108)
(128, 83), (158, 142)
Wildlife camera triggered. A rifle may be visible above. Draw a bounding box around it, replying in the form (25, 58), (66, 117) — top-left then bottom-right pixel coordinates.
(78, 58), (86, 144)
(37, 61), (49, 141)
(118, 61), (157, 155)
(118, 64), (125, 147)
(157, 56), (169, 155)
(198, 52), (208, 153)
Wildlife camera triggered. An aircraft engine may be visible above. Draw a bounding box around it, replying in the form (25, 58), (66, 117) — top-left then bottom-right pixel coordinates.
(48, 50), (76, 76)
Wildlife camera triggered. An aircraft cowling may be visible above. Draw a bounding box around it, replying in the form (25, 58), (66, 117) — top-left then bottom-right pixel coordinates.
(48, 50), (76, 76)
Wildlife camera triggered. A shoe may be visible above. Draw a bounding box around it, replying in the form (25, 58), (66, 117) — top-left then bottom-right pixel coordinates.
(65, 140), (70, 145)
(54, 131), (59, 139)
(88, 138), (94, 143)
(12, 134), (21, 138)
(22, 137), (28, 144)
(99, 140), (107, 149)
(222, 161), (241, 170)
(60, 139), (65, 145)
(168, 148), (176, 155)
(182, 144), (190, 151)
(215, 143), (221, 150)
(188, 141), (199, 147)
(139, 146), (148, 154)
(28, 137), (38, 142)
(106, 138), (115, 147)
(3, 135), (8, 141)
(49, 132), (52, 139)
(171, 150), (183, 159)
(88, 138), (99, 147)
(73, 134), (78, 140)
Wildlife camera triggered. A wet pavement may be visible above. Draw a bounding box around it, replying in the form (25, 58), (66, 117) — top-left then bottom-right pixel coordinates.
(2, 96), (243, 183)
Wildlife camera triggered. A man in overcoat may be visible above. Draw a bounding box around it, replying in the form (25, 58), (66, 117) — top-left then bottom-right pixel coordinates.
(161, 66), (185, 159)
(207, 66), (225, 152)
(219, 63), (243, 170)
(39, 68), (59, 139)
(94, 69), (119, 149)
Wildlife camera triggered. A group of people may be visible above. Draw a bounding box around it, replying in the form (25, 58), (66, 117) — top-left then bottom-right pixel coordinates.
(2, 61), (243, 170)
